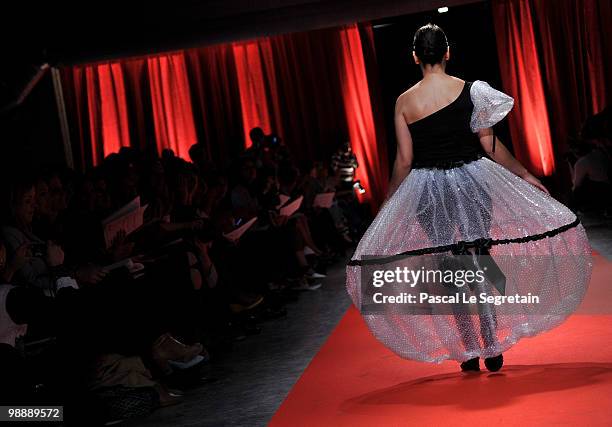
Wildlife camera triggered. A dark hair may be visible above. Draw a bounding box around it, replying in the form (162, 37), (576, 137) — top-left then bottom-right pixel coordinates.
(188, 143), (206, 163)
(249, 127), (265, 143)
(413, 23), (449, 66)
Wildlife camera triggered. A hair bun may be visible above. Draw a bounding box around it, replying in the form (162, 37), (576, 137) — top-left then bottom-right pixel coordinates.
(413, 23), (449, 66)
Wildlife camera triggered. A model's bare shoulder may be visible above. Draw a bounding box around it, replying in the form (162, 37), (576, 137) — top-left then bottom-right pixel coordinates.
(448, 75), (465, 85)
(395, 85), (419, 114)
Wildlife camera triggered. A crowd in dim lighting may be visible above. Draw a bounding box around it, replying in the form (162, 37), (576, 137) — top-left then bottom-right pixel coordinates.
(0, 128), (369, 424)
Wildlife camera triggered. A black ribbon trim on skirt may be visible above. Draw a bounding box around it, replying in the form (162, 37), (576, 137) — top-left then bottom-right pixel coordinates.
(346, 217), (581, 267)
(411, 153), (485, 170)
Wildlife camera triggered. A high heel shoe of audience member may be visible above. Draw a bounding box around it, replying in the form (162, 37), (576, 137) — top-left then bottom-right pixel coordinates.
(154, 383), (182, 408)
(152, 333), (204, 365)
(304, 267), (326, 280)
(168, 354), (206, 370)
(229, 292), (264, 313)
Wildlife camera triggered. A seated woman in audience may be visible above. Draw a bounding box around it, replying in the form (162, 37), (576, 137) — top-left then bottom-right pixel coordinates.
(276, 165), (328, 277)
(32, 168), (68, 243)
(298, 161), (350, 256)
(1, 176), (70, 296)
(2, 172), (206, 372)
(0, 230), (186, 417)
(570, 139), (612, 212)
(230, 157), (323, 288)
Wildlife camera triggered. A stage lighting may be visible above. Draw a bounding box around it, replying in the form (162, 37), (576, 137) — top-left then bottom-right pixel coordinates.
(438, 7), (449, 13)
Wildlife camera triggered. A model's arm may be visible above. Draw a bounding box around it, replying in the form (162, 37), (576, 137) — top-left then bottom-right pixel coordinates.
(478, 127), (549, 194)
(386, 101), (414, 200)
(572, 158), (587, 191)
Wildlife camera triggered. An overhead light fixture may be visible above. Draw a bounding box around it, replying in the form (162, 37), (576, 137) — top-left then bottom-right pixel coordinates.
(438, 6), (449, 13)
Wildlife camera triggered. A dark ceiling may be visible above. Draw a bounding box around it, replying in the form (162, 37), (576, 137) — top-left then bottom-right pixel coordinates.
(2, 0), (483, 65)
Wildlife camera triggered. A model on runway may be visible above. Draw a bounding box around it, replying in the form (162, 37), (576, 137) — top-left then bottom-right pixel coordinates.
(346, 23), (592, 372)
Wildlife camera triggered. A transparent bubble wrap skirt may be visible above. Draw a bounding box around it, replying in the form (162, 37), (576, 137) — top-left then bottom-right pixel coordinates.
(346, 157), (593, 363)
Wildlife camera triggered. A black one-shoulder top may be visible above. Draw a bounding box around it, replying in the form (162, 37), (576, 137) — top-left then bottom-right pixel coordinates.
(407, 81), (485, 169)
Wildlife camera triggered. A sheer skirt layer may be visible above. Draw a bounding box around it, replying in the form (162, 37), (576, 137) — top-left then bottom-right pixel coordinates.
(346, 158), (593, 363)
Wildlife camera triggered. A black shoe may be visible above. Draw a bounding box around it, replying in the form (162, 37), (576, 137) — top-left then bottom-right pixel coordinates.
(460, 357), (480, 372)
(484, 354), (504, 372)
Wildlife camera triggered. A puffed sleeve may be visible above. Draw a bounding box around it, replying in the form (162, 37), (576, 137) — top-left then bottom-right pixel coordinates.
(469, 80), (514, 133)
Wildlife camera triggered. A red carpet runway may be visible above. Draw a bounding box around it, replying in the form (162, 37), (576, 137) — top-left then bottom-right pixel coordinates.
(270, 255), (612, 426)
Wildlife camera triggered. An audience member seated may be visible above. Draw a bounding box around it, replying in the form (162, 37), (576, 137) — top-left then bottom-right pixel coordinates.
(0, 127), (366, 425)
(569, 114), (612, 214)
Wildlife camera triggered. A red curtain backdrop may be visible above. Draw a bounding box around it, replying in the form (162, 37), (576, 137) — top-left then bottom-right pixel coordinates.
(185, 46), (244, 161)
(531, 0), (612, 176)
(61, 25), (388, 209)
(338, 24), (388, 207)
(61, 63), (132, 168)
(227, 25), (387, 208)
(232, 39), (283, 147)
(357, 23), (389, 177)
(265, 29), (349, 161)
(493, 0), (612, 180)
(62, 50), (245, 168)
(147, 53), (198, 160)
(493, 0), (555, 176)
(121, 58), (153, 155)
(95, 63), (131, 162)
(83, 68), (101, 164)
(68, 67), (90, 170)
